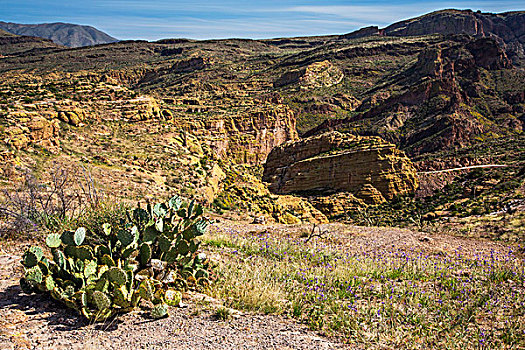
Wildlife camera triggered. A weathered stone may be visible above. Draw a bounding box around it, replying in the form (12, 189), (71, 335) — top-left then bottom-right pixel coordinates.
(57, 108), (85, 126)
(4, 111), (60, 152)
(121, 96), (161, 121)
(263, 131), (418, 202)
(204, 105), (298, 164)
(274, 60), (343, 89)
(171, 57), (209, 73)
(355, 184), (386, 205)
(309, 192), (365, 220)
(275, 195), (328, 224)
(203, 164), (226, 203)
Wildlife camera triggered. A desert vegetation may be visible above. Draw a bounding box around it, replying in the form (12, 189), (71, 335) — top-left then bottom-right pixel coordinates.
(204, 223), (525, 349)
(0, 7), (524, 349)
(18, 195), (212, 321)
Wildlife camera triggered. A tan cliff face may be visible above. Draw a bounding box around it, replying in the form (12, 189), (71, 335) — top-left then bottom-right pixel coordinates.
(263, 131), (418, 202)
(274, 60), (343, 89)
(203, 105), (298, 164)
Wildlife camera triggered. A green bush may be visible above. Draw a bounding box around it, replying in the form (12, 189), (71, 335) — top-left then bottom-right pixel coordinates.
(19, 195), (211, 321)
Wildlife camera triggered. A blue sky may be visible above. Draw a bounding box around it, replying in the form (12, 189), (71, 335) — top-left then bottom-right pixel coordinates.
(0, 0), (521, 40)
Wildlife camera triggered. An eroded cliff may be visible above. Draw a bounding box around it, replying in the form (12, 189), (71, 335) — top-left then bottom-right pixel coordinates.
(263, 131), (418, 202)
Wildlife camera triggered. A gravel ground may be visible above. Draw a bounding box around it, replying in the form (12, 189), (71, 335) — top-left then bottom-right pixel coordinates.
(0, 239), (347, 350)
(1, 220), (517, 350)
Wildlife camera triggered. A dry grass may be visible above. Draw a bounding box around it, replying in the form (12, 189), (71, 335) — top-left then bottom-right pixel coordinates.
(204, 222), (525, 349)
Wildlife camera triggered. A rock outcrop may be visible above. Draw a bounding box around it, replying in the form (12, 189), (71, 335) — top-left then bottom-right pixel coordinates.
(201, 105), (298, 164)
(308, 192), (365, 219)
(339, 10), (525, 62)
(3, 112), (60, 151)
(274, 60), (343, 89)
(171, 57), (210, 73)
(263, 131), (418, 202)
(304, 36), (520, 156)
(57, 108), (86, 126)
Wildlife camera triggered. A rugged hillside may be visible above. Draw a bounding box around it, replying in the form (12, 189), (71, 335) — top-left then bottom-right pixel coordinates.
(0, 21), (118, 47)
(342, 9), (525, 63)
(0, 30), (63, 56)
(304, 36), (523, 158)
(0, 9), (523, 231)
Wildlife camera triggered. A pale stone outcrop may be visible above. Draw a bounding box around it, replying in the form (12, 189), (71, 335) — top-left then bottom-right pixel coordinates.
(263, 131), (418, 202)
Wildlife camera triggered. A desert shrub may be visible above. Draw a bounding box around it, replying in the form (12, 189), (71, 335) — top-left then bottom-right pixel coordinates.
(19, 195), (211, 321)
(0, 165), (103, 237)
(73, 201), (130, 242)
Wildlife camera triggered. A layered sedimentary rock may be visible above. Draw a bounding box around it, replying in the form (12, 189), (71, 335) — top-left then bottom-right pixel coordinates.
(274, 60), (343, 89)
(200, 105), (298, 164)
(263, 131), (418, 201)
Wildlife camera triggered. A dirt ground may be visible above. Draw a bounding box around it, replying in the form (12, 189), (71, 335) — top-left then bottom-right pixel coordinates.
(0, 226), (347, 350)
(0, 220), (519, 350)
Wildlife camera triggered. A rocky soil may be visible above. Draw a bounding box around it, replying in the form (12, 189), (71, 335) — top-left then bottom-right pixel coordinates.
(1, 219), (519, 349)
(0, 237), (346, 350)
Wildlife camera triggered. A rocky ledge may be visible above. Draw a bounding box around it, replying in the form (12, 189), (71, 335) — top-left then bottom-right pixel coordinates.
(262, 131), (418, 203)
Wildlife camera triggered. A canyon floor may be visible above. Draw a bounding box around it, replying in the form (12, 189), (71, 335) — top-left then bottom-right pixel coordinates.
(1, 219), (523, 349)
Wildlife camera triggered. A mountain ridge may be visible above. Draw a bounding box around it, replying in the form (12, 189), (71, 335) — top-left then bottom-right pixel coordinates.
(341, 9), (525, 63)
(0, 21), (118, 47)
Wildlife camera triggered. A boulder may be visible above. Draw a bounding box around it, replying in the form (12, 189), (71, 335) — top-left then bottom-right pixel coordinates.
(309, 192), (365, 219)
(263, 131), (418, 202)
(58, 108), (85, 126)
(274, 60), (343, 89)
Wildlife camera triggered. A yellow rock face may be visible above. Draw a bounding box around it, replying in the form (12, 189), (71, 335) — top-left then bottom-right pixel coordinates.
(275, 195), (328, 224)
(5, 113), (60, 151)
(355, 184), (386, 205)
(58, 108), (85, 126)
(274, 60), (344, 89)
(203, 164), (227, 203)
(309, 192), (365, 219)
(263, 131), (418, 202)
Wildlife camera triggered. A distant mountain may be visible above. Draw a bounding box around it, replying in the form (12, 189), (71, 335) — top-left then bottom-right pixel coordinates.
(341, 9), (525, 62)
(0, 21), (118, 47)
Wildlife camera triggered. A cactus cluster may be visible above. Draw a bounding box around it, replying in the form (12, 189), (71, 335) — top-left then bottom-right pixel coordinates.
(19, 196), (210, 321)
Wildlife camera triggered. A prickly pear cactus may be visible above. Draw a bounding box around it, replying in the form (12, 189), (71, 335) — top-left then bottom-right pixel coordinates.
(19, 195), (212, 322)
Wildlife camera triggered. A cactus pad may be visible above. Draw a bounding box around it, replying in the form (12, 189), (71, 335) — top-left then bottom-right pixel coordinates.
(46, 233), (62, 248)
(107, 267), (127, 285)
(74, 227), (86, 246)
(138, 280), (154, 300)
(168, 196), (182, 210)
(155, 218), (164, 233)
(151, 303), (168, 319)
(92, 291), (111, 310)
(165, 289), (182, 306)
(139, 243), (152, 266)
(45, 275), (56, 291)
(84, 260), (98, 278)
(20, 278), (35, 294)
(118, 229), (134, 247)
(22, 251), (39, 268)
(176, 239), (190, 255)
(100, 254), (115, 266)
(25, 266), (43, 284)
